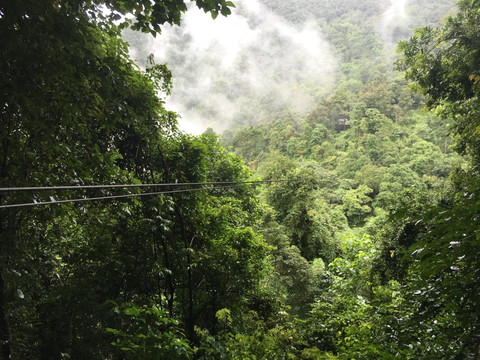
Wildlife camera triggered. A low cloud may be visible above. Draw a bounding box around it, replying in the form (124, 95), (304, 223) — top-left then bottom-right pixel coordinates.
(379, 0), (410, 44)
(126, 0), (337, 134)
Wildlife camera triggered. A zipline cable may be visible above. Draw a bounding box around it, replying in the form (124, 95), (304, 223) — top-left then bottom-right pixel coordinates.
(0, 179), (293, 192)
(0, 181), (292, 209)
(0, 184), (244, 209)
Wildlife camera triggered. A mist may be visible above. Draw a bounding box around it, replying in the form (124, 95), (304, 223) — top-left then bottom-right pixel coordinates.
(378, 0), (455, 48)
(380, 0), (409, 41)
(125, 0), (337, 134)
(122, 0), (459, 134)
(379, 0), (411, 46)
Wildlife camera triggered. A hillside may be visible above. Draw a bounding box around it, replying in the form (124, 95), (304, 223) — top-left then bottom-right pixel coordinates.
(2, 0), (479, 359)
(123, 0), (457, 132)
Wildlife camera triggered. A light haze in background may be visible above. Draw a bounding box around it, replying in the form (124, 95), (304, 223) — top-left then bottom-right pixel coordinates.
(125, 0), (415, 134)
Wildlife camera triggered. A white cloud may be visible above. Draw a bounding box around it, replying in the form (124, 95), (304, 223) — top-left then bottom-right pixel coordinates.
(127, 0), (337, 134)
(380, 0), (410, 43)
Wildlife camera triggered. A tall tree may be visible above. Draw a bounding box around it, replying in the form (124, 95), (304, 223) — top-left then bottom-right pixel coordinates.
(391, 1), (480, 357)
(0, 0), (240, 358)
(397, 0), (480, 167)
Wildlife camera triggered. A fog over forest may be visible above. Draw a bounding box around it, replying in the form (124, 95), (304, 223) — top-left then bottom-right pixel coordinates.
(124, 0), (422, 134)
(126, 0), (335, 133)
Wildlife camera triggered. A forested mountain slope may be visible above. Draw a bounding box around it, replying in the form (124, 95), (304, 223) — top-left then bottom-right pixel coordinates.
(218, 0), (480, 358)
(223, 86), (459, 236)
(124, 0), (457, 132)
(2, 0), (479, 359)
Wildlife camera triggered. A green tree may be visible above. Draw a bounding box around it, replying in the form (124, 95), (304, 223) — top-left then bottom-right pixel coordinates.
(228, 125), (268, 163)
(0, 3), (174, 356)
(84, 0), (235, 34)
(374, 164), (425, 209)
(341, 185), (373, 226)
(107, 305), (193, 359)
(0, 1), (274, 358)
(397, 0), (480, 166)
(382, 1), (480, 357)
(259, 156), (338, 262)
(195, 307), (317, 359)
(308, 235), (404, 359)
(354, 164), (386, 196)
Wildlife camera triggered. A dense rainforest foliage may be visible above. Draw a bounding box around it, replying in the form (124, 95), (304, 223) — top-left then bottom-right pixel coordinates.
(1, 0), (479, 359)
